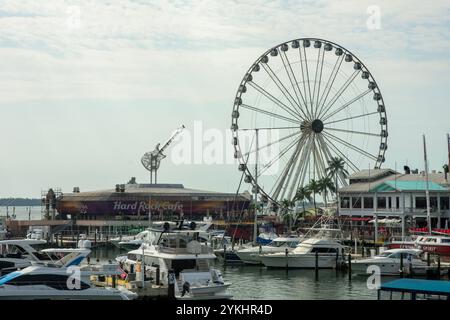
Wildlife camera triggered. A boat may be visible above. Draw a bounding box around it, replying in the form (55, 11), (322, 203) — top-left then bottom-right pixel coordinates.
(0, 239), (48, 273)
(111, 220), (219, 251)
(0, 261), (137, 300)
(351, 248), (437, 276)
(0, 239), (92, 274)
(235, 236), (303, 265)
(387, 234), (450, 256)
(259, 236), (348, 269)
(211, 234), (246, 263)
(118, 228), (232, 300)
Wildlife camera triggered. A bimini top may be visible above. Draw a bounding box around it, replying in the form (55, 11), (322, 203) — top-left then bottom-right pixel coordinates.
(371, 180), (447, 192)
(380, 279), (450, 296)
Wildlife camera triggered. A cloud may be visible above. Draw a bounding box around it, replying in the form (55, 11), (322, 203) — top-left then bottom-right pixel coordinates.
(0, 0), (448, 197)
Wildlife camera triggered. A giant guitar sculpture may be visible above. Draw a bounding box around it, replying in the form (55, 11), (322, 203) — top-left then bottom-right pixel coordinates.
(141, 125), (185, 184)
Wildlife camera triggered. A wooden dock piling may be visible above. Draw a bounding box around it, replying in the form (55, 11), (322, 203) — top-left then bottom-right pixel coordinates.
(348, 254), (352, 281)
(167, 269), (175, 300)
(315, 251), (319, 280)
(400, 253), (404, 278)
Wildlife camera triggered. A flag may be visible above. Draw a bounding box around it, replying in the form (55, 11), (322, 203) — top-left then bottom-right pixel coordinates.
(118, 266), (128, 280)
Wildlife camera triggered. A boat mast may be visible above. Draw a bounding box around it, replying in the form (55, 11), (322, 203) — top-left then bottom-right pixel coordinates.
(253, 129), (259, 245)
(423, 134), (431, 235)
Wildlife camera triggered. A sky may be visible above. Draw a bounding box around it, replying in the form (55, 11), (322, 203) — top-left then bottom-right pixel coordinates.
(0, 0), (449, 198)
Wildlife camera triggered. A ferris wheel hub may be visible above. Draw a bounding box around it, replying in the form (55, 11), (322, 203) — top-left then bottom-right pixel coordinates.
(311, 119), (324, 133)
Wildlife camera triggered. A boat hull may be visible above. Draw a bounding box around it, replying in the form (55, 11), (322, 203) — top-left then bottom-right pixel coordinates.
(388, 243), (450, 256)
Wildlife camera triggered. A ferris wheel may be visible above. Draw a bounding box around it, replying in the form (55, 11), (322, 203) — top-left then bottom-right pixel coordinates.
(231, 38), (388, 207)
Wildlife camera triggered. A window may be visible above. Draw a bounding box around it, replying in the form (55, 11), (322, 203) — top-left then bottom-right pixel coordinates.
(440, 197), (449, 211)
(377, 197), (386, 209)
(5, 274), (90, 290)
(388, 197), (392, 209)
(352, 197), (362, 209)
(363, 197), (374, 209)
(415, 197), (426, 209)
(396, 197), (400, 209)
(311, 247), (338, 254)
(340, 197), (350, 209)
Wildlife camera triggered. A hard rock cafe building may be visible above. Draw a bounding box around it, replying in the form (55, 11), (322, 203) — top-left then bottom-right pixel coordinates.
(56, 183), (251, 221)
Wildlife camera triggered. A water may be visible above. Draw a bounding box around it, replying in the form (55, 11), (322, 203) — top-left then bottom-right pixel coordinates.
(0, 206), (43, 221)
(89, 246), (381, 300)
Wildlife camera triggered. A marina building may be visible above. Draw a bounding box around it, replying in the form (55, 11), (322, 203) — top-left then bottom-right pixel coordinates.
(55, 183), (251, 221)
(338, 168), (450, 229)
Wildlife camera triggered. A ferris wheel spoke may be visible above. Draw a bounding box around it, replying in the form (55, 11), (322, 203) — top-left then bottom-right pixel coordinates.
(318, 69), (361, 120)
(287, 136), (313, 200)
(311, 47), (323, 118)
(240, 103), (301, 125)
(280, 51), (311, 119)
(323, 131), (378, 161)
(247, 81), (303, 121)
(302, 46), (314, 118)
(316, 54), (345, 118)
(239, 126), (300, 131)
(313, 48), (325, 118)
(322, 89), (372, 122)
(260, 62), (306, 121)
(320, 133), (359, 172)
(324, 111), (379, 125)
(297, 47), (311, 115)
(243, 130), (301, 157)
(271, 135), (308, 201)
(257, 134), (303, 178)
(325, 127), (381, 138)
(317, 134), (350, 186)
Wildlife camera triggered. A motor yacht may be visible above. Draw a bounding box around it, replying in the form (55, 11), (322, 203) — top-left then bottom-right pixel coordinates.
(236, 236), (303, 265)
(351, 248), (433, 276)
(0, 261), (137, 300)
(260, 236), (348, 269)
(387, 234), (450, 256)
(117, 229), (232, 300)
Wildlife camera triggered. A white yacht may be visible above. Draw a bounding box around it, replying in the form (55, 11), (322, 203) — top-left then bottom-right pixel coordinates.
(0, 239), (92, 274)
(351, 248), (433, 276)
(111, 221), (217, 251)
(118, 229), (232, 300)
(236, 236), (303, 265)
(0, 262), (137, 300)
(0, 239), (47, 273)
(260, 237), (348, 269)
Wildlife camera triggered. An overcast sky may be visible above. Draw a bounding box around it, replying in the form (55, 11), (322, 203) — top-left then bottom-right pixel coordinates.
(0, 0), (449, 198)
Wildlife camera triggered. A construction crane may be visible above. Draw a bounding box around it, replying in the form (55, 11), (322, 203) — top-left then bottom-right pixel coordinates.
(141, 125), (185, 184)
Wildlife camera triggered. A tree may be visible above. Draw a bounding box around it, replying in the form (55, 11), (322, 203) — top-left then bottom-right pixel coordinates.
(307, 179), (321, 216)
(317, 176), (336, 209)
(326, 157), (349, 215)
(443, 164), (449, 180)
(294, 186), (312, 225)
(280, 199), (295, 231)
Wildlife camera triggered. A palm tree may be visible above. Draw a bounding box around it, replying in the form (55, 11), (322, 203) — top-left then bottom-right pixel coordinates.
(317, 176), (336, 209)
(294, 186), (312, 225)
(280, 199), (295, 231)
(307, 179), (321, 216)
(443, 164), (449, 180)
(326, 157), (349, 215)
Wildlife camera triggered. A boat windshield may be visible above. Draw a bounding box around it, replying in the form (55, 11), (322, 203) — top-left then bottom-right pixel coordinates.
(268, 241), (286, 247)
(0, 244), (28, 258)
